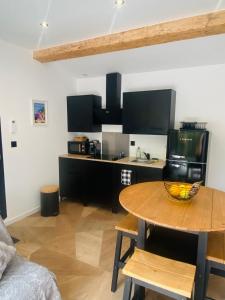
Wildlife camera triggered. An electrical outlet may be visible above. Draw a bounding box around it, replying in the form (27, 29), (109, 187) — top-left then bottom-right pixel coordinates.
(130, 140), (135, 146)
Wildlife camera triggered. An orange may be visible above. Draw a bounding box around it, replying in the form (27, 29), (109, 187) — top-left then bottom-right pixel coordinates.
(169, 184), (180, 197)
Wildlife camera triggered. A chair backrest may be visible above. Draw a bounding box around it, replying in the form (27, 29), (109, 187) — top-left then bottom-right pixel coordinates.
(0, 216), (14, 246)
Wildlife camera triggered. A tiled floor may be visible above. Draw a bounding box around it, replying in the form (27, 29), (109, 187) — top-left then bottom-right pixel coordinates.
(7, 200), (225, 300)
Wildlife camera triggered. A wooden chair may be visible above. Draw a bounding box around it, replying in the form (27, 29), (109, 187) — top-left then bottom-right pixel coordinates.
(111, 214), (138, 292)
(122, 248), (196, 300)
(204, 231), (225, 299)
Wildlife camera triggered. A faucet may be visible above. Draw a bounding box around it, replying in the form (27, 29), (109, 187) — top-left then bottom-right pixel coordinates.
(143, 152), (150, 160)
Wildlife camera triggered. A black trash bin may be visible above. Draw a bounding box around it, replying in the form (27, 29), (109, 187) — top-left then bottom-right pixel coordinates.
(41, 185), (59, 217)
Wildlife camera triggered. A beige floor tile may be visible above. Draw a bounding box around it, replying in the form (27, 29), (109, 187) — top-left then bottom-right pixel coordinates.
(16, 241), (41, 259)
(76, 230), (103, 267)
(81, 206), (98, 218)
(47, 233), (76, 258)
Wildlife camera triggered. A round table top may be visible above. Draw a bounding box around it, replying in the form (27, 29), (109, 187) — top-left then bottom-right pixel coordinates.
(119, 181), (225, 232)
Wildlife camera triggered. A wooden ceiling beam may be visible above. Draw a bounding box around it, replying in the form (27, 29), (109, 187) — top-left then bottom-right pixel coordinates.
(33, 10), (225, 63)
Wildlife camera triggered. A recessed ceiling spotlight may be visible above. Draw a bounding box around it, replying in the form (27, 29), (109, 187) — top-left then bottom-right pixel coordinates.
(40, 21), (48, 28)
(115, 0), (125, 9)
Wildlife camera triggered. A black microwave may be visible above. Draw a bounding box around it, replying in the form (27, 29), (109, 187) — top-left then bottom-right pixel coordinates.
(68, 141), (89, 155)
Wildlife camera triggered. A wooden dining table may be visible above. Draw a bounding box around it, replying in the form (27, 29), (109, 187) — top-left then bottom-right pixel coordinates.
(119, 181), (225, 300)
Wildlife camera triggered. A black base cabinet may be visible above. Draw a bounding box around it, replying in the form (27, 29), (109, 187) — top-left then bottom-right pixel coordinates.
(59, 157), (163, 213)
(59, 158), (85, 200)
(112, 164), (163, 212)
(82, 160), (114, 205)
(59, 157), (114, 207)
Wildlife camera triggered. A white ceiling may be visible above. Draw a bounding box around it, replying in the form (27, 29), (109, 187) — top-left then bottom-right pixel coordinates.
(1, 0), (225, 76)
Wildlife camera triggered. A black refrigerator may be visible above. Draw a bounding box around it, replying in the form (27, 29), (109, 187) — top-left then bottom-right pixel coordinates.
(164, 129), (209, 185)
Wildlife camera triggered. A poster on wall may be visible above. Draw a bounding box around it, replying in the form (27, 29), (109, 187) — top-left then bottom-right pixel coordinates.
(32, 100), (48, 125)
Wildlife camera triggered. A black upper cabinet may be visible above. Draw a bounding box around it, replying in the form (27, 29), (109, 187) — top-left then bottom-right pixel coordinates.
(123, 89), (176, 135)
(67, 95), (102, 132)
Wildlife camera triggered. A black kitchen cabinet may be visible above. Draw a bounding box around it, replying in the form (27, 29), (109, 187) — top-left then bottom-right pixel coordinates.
(59, 157), (114, 207)
(83, 160), (114, 205)
(136, 166), (163, 183)
(67, 95), (102, 132)
(59, 157), (164, 213)
(59, 158), (84, 200)
(112, 164), (163, 211)
(123, 89), (176, 135)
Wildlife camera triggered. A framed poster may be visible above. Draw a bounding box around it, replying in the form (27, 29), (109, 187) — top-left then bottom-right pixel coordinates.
(32, 100), (48, 125)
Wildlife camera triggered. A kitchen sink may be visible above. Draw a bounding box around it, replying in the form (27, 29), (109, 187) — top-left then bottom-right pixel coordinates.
(131, 159), (159, 164)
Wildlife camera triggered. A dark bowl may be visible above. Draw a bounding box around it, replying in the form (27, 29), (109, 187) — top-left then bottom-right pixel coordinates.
(164, 181), (202, 201)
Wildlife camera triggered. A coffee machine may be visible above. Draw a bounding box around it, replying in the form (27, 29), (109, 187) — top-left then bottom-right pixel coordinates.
(89, 140), (101, 157)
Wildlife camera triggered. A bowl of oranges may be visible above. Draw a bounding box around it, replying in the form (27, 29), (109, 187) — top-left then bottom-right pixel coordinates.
(164, 181), (202, 202)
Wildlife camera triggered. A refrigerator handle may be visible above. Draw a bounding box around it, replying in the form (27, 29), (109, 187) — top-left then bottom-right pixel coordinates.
(170, 164), (180, 168)
(171, 155), (186, 159)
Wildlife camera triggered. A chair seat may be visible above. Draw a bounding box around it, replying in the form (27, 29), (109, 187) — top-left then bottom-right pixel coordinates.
(123, 249), (196, 299)
(207, 231), (225, 264)
(115, 214), (138, 236)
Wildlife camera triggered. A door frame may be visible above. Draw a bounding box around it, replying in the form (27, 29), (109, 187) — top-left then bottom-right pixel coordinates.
(0, 120), (7, 219)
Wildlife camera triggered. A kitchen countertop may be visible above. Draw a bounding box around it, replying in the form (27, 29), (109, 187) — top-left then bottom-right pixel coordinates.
(60, 154), (165, 169)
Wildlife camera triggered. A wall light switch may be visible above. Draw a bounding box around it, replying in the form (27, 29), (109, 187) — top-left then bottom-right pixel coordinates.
(130, 141), (135, 146)
(11, 141), (17, 148)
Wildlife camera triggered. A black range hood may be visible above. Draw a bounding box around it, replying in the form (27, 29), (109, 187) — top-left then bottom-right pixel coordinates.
(94, 73), (122, 125)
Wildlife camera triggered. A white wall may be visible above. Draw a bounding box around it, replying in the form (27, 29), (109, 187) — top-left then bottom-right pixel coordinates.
(0, 39), (74, 224)
(76, 64), (225, 191)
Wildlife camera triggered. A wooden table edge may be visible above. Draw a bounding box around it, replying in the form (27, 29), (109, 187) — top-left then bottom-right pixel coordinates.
(119, 182), (225, 233)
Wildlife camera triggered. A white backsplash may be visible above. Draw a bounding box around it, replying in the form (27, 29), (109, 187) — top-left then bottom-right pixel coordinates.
(129, 134), (167, 160)
(102, 124), (122, 132)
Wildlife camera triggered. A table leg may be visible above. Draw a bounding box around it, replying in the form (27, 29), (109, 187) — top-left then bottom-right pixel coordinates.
(137, 219), (147, 248)
(195, 232), (208, 300)
(133, 219), (147, 300)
